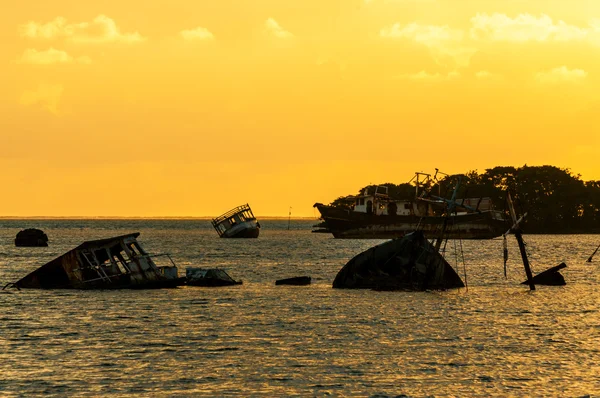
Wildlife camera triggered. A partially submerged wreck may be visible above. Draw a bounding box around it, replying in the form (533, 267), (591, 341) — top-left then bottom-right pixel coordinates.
(15, 228), (48, 247)
(333, 173), (473, 291)
(332, 231), (464, 291)
(504, 192), (567, 289)
(211, 204), (260, 238)
(186, 268), (242, 287)
(14, 233), (185, 289)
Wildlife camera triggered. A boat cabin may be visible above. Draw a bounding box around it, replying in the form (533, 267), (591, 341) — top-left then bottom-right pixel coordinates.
(211, 203), (260, 238)
(14, 233), (184, 289)
(352, 186), (414, 216)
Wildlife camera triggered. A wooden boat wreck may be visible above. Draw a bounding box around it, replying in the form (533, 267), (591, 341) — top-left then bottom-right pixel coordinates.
(332, 230), (464, 290)
(333, 174), (472, 291)
(211, 204), (260, 238)
(313, 172), (506, 239)
(186, 268), (242, 287)
(504, 192), (567, 289)
(14, 233), (186, 289)
(15, 228), (48, 247)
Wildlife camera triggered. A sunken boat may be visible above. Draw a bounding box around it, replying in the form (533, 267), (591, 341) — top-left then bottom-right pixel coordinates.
(186, 268), (242, 287)
(211, 204), (260, 238)
(15, 228), (49, 247)
(14, 233), (186, 289)
(332, 230), (464, 291)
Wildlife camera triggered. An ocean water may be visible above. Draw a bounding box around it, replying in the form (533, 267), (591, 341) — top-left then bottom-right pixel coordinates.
(0, 219), (599, 397)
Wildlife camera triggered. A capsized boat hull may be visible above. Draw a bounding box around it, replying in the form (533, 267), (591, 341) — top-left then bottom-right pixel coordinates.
(333, 231), (465, 291)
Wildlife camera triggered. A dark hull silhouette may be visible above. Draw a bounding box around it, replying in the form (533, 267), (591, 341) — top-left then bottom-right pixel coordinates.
(333, 231), (464, 291)
(315, 204), (505, 239)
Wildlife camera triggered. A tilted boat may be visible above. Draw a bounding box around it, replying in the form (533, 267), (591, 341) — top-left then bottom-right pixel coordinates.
(13, 233), (185, 289)
(314, 174), (506, 239)
(332, 230), (465, 290)
(333, 174), (470, 291)
(211, 204), (260, 238)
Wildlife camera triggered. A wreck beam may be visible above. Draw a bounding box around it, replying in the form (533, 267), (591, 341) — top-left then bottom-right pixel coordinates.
(507, 192), (535, 291)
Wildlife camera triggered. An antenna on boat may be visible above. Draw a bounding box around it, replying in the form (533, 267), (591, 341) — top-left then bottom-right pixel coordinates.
(288, 207), (292, 230)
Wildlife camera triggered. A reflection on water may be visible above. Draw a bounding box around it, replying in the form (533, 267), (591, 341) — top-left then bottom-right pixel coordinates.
(0, 219), (599, 396)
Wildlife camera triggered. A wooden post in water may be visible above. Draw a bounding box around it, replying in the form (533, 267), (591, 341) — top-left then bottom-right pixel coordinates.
(288, 207), (292, 231)
(587, 243), (600, 262)
(507, 192), (535, 291)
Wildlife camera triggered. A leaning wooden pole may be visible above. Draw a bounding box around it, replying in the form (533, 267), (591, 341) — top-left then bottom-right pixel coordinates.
(587, 243), (600, 263)
(514, 228), (535, 291)
(507, 192), (535, 291)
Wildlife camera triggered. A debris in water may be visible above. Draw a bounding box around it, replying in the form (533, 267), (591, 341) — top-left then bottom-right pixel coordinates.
(15, 228), (48, 247)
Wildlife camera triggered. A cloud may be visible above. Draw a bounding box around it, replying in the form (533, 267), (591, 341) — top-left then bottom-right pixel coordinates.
(380, 22), (475, 67)
(19, 15), (145, 44)
(471, 13), (588, 42)
(380, 22), (463, 45)
(475, 70), (493, 79)
(19, 84), (64, 114)
(535, 66), (587, 84)
(15, 48), (91, 65)
(394, 70), (459, 81)
(180, 27), (214, 41)
(265, 18), (294, 39)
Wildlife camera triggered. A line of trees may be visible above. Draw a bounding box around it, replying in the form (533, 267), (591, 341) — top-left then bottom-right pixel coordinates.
(330, 165), (600, 233)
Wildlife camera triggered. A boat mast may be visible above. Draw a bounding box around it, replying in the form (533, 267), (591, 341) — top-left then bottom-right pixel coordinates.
(506, 192), (535, 290)
(433, 175), (462, 252)
(410, 172), (431, 198)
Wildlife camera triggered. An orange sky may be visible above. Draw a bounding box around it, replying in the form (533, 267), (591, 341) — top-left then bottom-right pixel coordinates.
(1, 0), (600, 217)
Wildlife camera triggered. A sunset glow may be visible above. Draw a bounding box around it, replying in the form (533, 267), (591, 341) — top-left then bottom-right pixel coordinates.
(2, 0), (599, 217)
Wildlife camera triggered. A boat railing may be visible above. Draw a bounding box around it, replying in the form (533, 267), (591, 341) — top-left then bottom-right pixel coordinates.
(76, 253), (177, 276)
(211, 204), (254, 225)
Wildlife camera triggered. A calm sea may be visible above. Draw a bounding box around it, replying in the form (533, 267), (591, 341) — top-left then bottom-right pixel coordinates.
(0, 219), (599, 397)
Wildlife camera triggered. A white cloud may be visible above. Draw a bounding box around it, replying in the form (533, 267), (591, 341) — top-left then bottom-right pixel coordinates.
(19, 15), (145, 44)
(394, 70), (459, 81)
(265, 18), (294, 39)
(535, 66), (587, 84)
(380, 22), (475, 67)
(475, 70), (493, 79)
(19, 84), (64, 114)
(471, 13), (588, 42)
(380, 22), (463, 46)
(180, 27), (214, 41)
(15, 48), (91, 65)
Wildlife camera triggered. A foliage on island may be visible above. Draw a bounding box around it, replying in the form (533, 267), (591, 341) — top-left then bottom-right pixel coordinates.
(329, 165), (600, 233)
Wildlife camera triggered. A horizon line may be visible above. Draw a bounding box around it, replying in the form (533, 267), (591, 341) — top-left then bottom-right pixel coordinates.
(0, 216), (319, 220)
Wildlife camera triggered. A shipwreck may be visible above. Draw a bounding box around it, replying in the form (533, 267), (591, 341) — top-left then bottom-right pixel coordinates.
(13, 233), (186, 289)
(15, 228), (49, 247)
(186, 268), (243, 287)
(211, 204), (260, 238)
(313, 172), (506, 239)
(332, 173), (473, 291)
(332, 231), (464, 290)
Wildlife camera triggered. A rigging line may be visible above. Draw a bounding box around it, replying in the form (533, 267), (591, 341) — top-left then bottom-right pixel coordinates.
(458, 230), (467, 291)
(503, 233), (508, 279)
